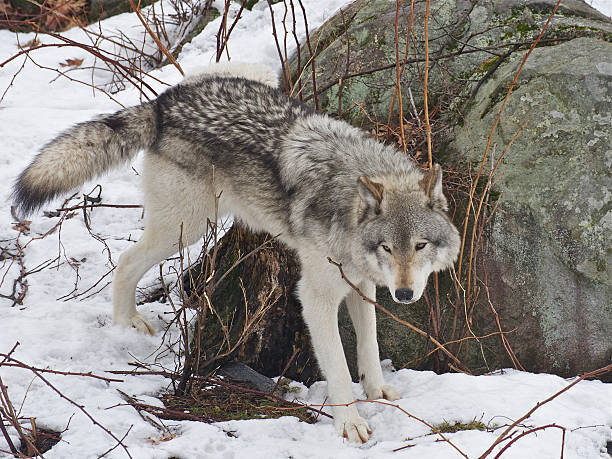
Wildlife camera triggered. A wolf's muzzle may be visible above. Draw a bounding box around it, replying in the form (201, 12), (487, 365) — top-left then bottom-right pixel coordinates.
(395, 288), (413, 303)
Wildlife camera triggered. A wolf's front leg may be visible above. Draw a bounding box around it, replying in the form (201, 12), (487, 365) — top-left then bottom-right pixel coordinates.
(346, 281), (400, 402)
(297, 263), (371, 443)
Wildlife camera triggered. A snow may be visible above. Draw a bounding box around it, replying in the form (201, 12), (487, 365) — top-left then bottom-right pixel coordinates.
(0, 1), (610, 458)
(586, 0), (612, 18)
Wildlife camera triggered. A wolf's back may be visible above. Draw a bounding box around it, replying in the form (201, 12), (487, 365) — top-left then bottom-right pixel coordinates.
(13, 102), (156, 215)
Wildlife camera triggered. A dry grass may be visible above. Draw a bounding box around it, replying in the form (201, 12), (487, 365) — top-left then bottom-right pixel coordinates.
(162, 377), (315, 423)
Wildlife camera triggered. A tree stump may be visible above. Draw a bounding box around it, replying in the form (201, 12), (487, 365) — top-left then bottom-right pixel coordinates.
(189, 224), (321, 385)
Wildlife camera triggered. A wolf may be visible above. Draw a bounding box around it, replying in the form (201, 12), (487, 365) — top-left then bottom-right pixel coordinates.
(13, 62), (460, 443)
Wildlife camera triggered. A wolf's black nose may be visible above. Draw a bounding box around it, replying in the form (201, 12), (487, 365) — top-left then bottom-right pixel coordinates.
(395, 288), (413, 302)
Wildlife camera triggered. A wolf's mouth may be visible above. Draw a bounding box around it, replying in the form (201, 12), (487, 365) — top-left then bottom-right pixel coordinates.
(396, 298), (418, 305)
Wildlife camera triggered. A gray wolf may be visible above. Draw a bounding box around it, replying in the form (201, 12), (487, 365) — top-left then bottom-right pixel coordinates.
(13, 62), (460, 443)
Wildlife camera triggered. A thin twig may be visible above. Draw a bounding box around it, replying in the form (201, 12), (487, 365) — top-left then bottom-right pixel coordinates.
(297, 0), (318, 108)
(267, 0), (289, 89)
(423, 0), (432, 168)
(327, 257), (470, 373)
(216, 0), (248, 61)
(494, 424), (566, 458)
(269, 347), (298, 394)
(303, 37), (570, 103)
(127, 0), (183, 75)
(309, 398), (468, 458)
(479, 364), (612, 458)
(457, 0), (563, 277)
(14, 364), (134, 457)
(55, 203), (143, 212)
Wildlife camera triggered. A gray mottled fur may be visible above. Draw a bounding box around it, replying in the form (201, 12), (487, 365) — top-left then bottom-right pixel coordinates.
(13, 63), (460, 443)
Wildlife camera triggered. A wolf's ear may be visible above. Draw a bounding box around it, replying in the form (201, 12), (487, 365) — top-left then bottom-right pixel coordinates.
(358, 176), (384, 218)
(420, 164), (448, 211)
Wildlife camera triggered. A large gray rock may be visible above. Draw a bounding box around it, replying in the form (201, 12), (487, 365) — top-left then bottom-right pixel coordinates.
(286, 0), (612, 377)
(451, 36), (611, 375)
(286, 0), (611, 125)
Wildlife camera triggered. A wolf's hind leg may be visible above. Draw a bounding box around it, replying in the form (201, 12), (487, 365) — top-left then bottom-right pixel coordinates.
(113, 226), (180, 334)
(113, 155), (214, 334)
(346, 281), (400, 402)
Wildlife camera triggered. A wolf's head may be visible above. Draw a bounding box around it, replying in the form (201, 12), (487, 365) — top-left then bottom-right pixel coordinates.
(354, 164), (460, 304)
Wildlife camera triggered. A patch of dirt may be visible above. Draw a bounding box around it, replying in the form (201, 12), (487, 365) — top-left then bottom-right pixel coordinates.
(19, 427), (61, 456)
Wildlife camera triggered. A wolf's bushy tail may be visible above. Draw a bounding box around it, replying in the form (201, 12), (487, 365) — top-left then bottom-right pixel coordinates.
(13, 102), (157, 216)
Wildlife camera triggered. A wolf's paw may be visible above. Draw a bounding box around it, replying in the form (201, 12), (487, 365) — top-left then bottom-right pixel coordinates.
(381, 384), (400, 401)
(116, 314), (155, 335)
(366, 384), (400, 401)
(334, 408), (372, 443)
(130, 314), (156, 335)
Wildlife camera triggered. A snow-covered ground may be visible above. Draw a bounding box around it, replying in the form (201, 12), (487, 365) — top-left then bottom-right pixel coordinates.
(0, 1), (610, 457)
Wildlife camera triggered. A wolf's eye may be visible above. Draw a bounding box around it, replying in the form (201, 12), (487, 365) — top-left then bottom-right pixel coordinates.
(381, 244), (392, 253)
(415, 242), (427, 251)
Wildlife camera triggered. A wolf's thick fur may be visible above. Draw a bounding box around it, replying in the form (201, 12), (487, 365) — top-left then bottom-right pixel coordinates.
(14, 63), (460, 443)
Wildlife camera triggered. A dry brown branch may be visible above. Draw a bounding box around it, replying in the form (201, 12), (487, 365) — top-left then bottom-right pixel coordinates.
(387, 0), (416, 135)
(288, 0), (302, 101)
(463, 121), (528, 322)
(494, 424), (566, 458)
(45, 193), (147, 303)
(54, 203), (142, 212)
(393, 0), (407, 153)
(479, 364), (612, 458)
(9, 362), (133, 457)
(216, 0), (248, 62)
(269, 347), (299, 395)
(58, 266), (114, 303)
(203, 376), (333, 419)
(106, 368), (333, 419)
(401, 328), (517, 368)
(267, 0), (289, 89)
(96, 425), (132, 459)
(158, 229), (192, 396)
(281, 1), (291, 89)
(423, 0), (432, 168)
(210, 235), (277, 292)
(327, 257), (471, 373)
(113, 397), (222, 423)
(0, 377), (23, 456)
(444, 2), (558, 369)
(302, 37), (570, 103)
(50, 28), (159, 95)
(199, 276), (279, 373)
(0, 343), (128, 457)
(0, 0), (192, 105)
(0, 233), (28, 307)
(310, 398), (468, 457)
(407, 86), (421, 126)
(0, 360), (123, 384)
(479, 263), (523, 371)
(126, 0), (182, 75)
(216, 0), (231, 62)
(456, 0), (563, 278)
(336, 8), (350, 117)
(297, 0), (318, 109)
(445, 1), (562, 369)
